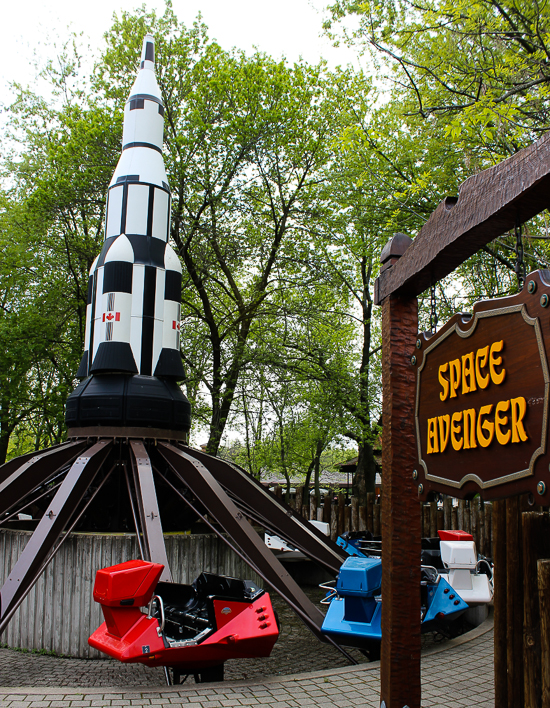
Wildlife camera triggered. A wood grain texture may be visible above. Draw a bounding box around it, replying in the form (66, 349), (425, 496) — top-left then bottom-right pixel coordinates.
(380, 293), (421, 708)
(375, 131), (550, 304)
(523, 512), (550, 708)
(538, 559), (550, 708)
(506, 497), (524, 708)
(493, 500), (508, 707)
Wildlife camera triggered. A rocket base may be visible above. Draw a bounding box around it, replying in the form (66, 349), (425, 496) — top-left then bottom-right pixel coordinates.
(65, 374), (191, 432)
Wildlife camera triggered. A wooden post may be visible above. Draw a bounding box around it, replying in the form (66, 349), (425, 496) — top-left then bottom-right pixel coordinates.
(506, 497), (524, 707)
(330, 502), (338, 542)
(478, 499), (485, 556)
(367, 492), (374, 533)
(443, 497), (452, 530)
(373, 501), (381, 537)
(471, 498), (478, 550)
(429, 500), (437, 537)
(351, 496), (359, 532)
(493, 499), (508, 708)
(296, 486), (304, 518)
(344, 505), (351, 533)
(523, 513), (550, 708)
(338, 493), (345, 536)
(538, 559), (550, 708)
(458, 499), (465, 530)
(485, 502), (494, 558)
(323, 493), (331, 525)
(380, 290), (420, 708)
(359, 504), (367, 531)
(310, 494), (317, 522)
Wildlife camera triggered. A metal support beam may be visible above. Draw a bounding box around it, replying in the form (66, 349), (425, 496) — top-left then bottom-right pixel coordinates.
(0, 440), (112, 631)
(156, 442), (329, 642)
(182, 447), (346, 574)
(0, 441), (87, 516)
(129, 440), (172, 581)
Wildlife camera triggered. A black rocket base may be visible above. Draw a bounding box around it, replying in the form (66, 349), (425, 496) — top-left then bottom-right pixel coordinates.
(0, 35), (350, 660)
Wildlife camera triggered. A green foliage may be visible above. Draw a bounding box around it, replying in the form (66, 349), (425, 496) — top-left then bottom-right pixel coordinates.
(327, 0), (550, 155)
(0, 42), (117, 461)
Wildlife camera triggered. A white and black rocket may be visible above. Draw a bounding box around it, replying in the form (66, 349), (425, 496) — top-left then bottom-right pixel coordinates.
(66, 35), (190, 433)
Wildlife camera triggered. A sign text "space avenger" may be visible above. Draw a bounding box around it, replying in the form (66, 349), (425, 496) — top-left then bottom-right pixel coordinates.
(426, 340), (527, 454)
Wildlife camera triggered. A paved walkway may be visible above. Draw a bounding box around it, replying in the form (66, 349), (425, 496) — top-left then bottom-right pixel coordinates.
(0, 617), (494, 708)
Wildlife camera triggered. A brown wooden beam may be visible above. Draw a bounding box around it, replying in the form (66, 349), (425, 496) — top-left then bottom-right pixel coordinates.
(506, 497), (524, 707)
(523, 512), (550, 708)
(538, 559), (550, 708)
(493, 499), (508, 708)
(374, 131), (550, 304)
(380, 292), (421, 708)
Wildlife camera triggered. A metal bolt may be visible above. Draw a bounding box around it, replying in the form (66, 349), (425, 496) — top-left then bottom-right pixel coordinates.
(528, 280), (537, 293)
(537, 481), (546, 495)
(418, 484), (424, 495)
(412, 469), (418, 480)
(411, 355), (417, 365)
(416, 339), (422, 349)
(541, 294), (549, 307)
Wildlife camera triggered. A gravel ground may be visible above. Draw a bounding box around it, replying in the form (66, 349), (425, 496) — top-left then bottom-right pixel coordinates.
(0, 587), (457, 688)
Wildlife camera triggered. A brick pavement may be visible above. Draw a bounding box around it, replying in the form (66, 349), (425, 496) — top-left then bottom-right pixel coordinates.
(0, 617), (494, 708)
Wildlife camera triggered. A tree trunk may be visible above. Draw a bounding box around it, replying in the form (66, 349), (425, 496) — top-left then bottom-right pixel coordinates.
(0, 432), (10, 466)
(0, 408), (14, 465)
(353, 442), (377, 504)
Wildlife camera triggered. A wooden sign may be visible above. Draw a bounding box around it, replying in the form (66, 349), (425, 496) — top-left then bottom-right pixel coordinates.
(413, 270), (550, 501)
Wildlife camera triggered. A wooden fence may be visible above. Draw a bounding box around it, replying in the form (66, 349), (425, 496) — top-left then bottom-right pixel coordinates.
(274, 485), (494, 558)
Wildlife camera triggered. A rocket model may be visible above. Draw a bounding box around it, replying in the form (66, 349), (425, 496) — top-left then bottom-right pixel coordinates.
(66, 35), (191, 434)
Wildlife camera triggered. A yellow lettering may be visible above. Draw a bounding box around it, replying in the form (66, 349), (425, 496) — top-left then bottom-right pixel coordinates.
(427, 418), (439, 454)
(449, 359), (461, 399)
(461, 352), (477, 394)
(438, 415), (450, 452)
(510, 396), (528, 443)
(439, 363), (449, 402)
(463, 409), (477, 449)
(495, 399), (511, 445)
(490, 340), (506, 385)
(475, 346), (490, 389)
(451, 411), (463, 451)
(477, 404), (494, 448)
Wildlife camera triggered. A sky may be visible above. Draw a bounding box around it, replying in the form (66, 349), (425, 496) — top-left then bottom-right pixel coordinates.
(2, 0), (361, 110)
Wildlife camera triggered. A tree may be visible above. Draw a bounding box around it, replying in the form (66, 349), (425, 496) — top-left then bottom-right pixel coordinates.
(326, 0), (550, 156)
(0, 43), (120, 461)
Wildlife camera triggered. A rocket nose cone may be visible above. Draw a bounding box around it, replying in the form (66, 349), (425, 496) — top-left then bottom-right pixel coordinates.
(140, 34), (155, 70)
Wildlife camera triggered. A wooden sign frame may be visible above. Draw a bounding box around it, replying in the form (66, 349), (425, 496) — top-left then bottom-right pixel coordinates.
(413, 271), (550, 500)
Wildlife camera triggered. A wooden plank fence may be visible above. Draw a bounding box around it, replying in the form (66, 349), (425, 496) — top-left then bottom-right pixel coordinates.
(277, 485), (495, 558)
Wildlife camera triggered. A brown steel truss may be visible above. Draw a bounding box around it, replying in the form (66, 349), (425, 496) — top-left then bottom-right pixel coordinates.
(0, 433), (351, 661)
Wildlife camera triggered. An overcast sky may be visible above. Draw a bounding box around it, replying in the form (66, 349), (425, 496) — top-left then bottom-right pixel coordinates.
(2, 0), (360, 109)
